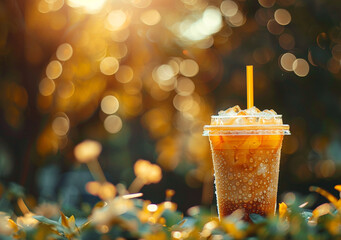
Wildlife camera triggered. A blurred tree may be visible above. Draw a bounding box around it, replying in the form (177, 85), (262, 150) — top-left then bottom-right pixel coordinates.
(0, 0), (340, 211)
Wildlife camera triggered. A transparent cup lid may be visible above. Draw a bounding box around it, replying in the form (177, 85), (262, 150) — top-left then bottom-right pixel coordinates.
(203, 115), (290, 136)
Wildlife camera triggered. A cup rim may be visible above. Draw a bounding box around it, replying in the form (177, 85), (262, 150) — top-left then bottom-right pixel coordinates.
(203, 124), (289, 128)
(203, 124), (290, 136)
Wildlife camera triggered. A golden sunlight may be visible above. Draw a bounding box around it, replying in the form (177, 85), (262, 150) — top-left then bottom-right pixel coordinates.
(66, 0), (107, 14)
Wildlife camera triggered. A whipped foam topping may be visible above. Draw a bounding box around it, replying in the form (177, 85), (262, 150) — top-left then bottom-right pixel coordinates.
(213, 105), (283, 125)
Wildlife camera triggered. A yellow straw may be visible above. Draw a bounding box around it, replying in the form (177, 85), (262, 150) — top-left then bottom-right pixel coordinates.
(247, 65), (254, 109)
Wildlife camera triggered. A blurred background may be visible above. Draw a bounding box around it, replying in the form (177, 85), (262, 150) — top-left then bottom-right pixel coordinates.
(0, 0), (340, 213)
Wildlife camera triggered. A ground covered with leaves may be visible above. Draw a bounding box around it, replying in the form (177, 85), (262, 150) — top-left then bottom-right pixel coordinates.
(0, 183), (340, 240)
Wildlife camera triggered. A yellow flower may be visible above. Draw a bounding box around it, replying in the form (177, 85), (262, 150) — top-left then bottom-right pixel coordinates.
(134, 159), (162, 184)
(326, 218), (341, 235)
(74, 140), (102, 163)
(279, 202), (288, 219)
(334, 185), (341, 192)
(221, 221), (245, 239)
(16, 213), (38, 228)
(0, 212), (14, 235)
(143, 231), (168, 240)
(311, 203), (332, 219)
(86, 181), (117, 200)
(310, 186), (339, 209)
(90, 197), (134, 226)
(138, 199), (178, 225)
(60, 212), (77, 231)
(220, 209), (245, 239)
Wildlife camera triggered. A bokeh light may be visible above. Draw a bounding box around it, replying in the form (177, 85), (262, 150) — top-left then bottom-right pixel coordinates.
(274, 9), (291, 26)
(101, 95), (119, 115)
(179, 59), (199, 77)
(176, 77), (195, 96)
(52, 114), (69, 136)
(104, 115), (123, 134)
(131, 0), (152, 8)
(176, 6), (223, 42)
(202, 7), (223, 33)
(220, 0), (238, 17)
(227, 10), (245, 27)
(46, 60), (62, 79)
(100, 57), (119, 75)
(56, 43), (73, 61)
(280, 53), (296, 71)
(157, 64), (175, 81)
(107, 10), (127, 31)
(39, 78), (55, 96)
(66, 0), (107, 14)
(38, 1), (50, 13)
(173, 95), (194, 112)
(293, 58), (309, 77)
(258, 0), (275, 8)
(140, 9), (161, 26)
(38, 0), (64, 13)
(267, 19), (284, 35)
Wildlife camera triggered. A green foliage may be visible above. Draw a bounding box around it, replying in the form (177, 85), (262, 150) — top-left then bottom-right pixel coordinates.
(0, 184), (341, 239)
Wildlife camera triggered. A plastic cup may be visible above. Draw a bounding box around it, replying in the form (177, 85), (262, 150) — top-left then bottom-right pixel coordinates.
(203, 114), (290, 221)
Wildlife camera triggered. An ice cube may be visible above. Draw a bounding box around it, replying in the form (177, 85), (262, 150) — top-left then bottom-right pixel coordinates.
(263, 109), (277, 116)
(274, 117), (283, 124)
(211, 118), (220, 125)
(260, 117), (274, 124)
(218, 105), (241, 116)
(237, 110), (247, 116)
(234, 116), (247, 125)
(247, 117), (258, 124)
(245, 106), (261, 115)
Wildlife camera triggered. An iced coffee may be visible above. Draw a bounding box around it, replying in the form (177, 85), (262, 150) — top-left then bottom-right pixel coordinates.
(203, 105), (290, 221)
